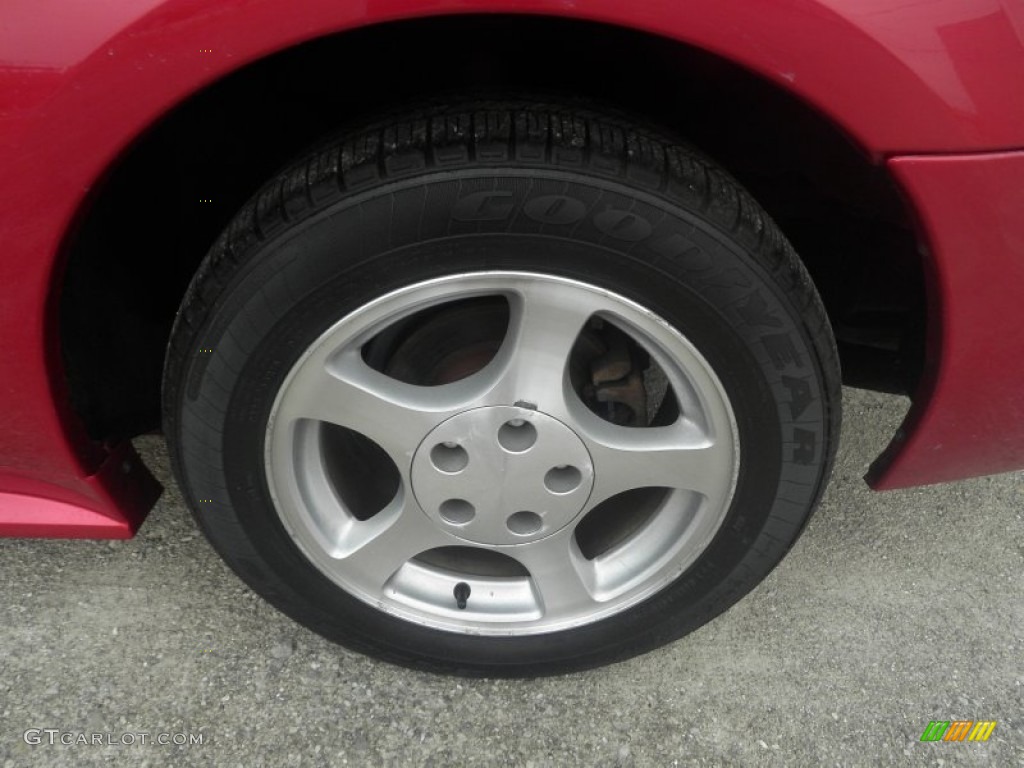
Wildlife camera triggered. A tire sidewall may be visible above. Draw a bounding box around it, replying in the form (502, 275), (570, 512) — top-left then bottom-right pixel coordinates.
(174, 168), (831, 673)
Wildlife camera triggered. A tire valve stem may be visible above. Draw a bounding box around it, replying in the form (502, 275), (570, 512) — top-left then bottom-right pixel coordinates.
(453, 582), (471, 610)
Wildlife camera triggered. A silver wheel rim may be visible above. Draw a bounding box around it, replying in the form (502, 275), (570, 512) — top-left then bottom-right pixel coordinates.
(265, 272), (739, 635)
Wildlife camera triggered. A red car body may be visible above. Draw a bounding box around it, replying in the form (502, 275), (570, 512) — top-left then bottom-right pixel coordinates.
(2, 0), (1023, 539)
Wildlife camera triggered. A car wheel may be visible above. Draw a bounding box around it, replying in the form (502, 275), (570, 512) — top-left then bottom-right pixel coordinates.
(163, 100), (840, 674)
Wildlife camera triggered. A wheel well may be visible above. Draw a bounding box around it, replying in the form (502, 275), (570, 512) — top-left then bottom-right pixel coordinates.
(59, 14), (925, 440)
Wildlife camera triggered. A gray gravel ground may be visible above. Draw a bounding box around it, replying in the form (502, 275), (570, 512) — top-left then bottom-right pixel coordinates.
(0, 387), (1021, 767)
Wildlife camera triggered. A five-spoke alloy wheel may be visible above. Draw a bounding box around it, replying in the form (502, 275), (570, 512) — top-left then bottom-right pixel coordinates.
(265, 273), (739, 634)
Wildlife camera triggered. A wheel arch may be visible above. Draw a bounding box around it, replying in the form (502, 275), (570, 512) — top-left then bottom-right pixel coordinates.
(57, 11), (928, 431)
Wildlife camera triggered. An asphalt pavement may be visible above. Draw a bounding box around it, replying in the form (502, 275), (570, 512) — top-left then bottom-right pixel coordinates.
(1, 387), (1021, 767)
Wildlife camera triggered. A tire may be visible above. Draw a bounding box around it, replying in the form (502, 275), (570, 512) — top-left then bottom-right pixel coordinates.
(163, 100), (840, 675)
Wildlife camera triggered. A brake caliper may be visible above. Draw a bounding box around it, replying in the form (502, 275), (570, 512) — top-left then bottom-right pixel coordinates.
(586, 320), (648, 427)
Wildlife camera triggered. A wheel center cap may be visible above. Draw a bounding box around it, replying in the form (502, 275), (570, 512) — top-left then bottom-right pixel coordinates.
(411, 405), (595, 545)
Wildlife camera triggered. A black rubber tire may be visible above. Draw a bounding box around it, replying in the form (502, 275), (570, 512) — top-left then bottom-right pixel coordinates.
(163, 100), (841, 676)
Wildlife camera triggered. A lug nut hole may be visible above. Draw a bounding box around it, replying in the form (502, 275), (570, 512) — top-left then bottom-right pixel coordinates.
(431, 443), (469, 473)
(544, 465), (582, 494)
(439, 499), (475, 525)
(507, 510), (543, 535)
(498, 420), (537, 453)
